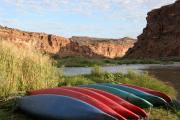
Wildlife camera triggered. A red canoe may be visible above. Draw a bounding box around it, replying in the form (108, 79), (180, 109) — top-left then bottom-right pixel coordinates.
(62, 87), (139, 120)
(85, 87), (147, 118)
(29, 88), (126, 120)
(122, 84), (172, 103)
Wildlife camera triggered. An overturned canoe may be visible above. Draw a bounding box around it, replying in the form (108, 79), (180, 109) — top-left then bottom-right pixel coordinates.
(102, 83), (168, 107)
(29, 88), (125, 120)
(80, 84), (153, 108)
(62, 87), (139, 119)
(85, 87), (148, 118)
(18, 94), (117, 120)
(122, 84), (172, 103)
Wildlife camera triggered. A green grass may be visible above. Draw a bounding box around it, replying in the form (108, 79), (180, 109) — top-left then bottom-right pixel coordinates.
(0, 40), (60, 99)
(148, 108), (179, 120)
(53, 56), (169, 67)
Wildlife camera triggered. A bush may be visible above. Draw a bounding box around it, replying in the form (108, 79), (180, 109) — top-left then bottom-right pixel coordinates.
(0, 40), (59, 98)
(59, 76), (94, 86)
(91, 65), (104, 76)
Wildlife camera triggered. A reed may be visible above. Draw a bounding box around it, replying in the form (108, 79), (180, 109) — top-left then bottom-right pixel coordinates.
(0, 40), (59, 98)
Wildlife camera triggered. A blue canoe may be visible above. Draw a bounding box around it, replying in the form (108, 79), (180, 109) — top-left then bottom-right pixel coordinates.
(101, 83), (168, 107)
(18, 94), (117, 120)
(80, 84), (153, 108)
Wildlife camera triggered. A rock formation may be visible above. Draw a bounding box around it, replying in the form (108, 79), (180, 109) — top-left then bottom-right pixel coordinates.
(0, 26), (136, 59)
(0, 26), (70, 54)
(125, 0), (180, 59)
(64, 36), (136, 58)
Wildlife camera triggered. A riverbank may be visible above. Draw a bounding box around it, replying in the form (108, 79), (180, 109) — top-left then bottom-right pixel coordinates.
(0, 41), (179, 120)
(62, 63), (180, 99)
(53, 56), (173, 67)
(0, 69), (180, 120)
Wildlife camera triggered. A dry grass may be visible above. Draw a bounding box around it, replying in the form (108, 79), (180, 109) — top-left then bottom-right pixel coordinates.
(0, 40), (59, 98)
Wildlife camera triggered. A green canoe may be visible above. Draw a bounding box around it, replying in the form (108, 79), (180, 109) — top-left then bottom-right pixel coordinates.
(80, 84), (153, 108)
(101, 83), (168, 107)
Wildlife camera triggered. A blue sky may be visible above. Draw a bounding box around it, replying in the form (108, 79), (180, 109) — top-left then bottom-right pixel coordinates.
(0, 0), (176, 38)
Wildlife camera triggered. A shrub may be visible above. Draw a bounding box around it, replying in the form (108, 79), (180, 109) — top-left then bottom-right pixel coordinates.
(91, 65), (104, 76)
(0, 40), (59, 98)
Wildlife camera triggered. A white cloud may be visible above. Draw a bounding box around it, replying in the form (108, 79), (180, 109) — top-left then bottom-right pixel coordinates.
(4, 0), (176, 16)
(2, 0), (176, 38)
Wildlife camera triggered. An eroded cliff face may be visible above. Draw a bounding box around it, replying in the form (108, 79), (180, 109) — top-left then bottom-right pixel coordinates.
(64, 36), (136, 58)
(0, 26), (135, 58)
(0, 26), (70, 54)
(125, 0), (180, 59)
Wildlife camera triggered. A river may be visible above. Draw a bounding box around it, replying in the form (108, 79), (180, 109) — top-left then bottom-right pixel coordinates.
(63, 62), (180, 99)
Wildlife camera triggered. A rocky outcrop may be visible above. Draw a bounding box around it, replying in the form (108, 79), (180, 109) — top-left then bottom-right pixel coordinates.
(125, 0), (180, 59)
(0, 26), (136, 58)
(63, 36), (136, 58)
(0, 26), (70, 54)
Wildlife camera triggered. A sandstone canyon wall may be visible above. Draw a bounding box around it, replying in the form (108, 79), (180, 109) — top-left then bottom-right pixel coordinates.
(0, 26), (135, 59)
(125, 0), (180, 59)
(66, 36), (136, 58)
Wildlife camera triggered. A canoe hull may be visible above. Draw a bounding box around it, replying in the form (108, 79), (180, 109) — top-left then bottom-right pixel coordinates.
(18, 94), (117, 120)
(80, 84), (153, 108)
(122, 84), (172, 103)
(29, 88), (124, 120)
(62, 87), (139, 119)
(85, 87), (148, 117)
(102, 83), (168, 107)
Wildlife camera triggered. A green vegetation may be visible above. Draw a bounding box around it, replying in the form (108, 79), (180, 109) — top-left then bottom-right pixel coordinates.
(0, 40), (60, 99)
(0, 66), (179, 120)
(54, 56), (172, 67)
(161, 57), (180, 62)
(0, 41), (179, 120)
(54, 56), (105, 67)
(59, 66), (176, 99)
(148, 108), (179, 120)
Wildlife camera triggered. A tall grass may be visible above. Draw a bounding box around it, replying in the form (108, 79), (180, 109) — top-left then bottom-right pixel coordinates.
(59, 76), (94, 86)
(0, 40), (59, 98)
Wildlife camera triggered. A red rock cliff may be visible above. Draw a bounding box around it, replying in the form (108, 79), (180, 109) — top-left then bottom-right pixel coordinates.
(0, 26), (70, 54)
(61, 36), (136, 58)
(125, 0), (180, 59)
(0, 26), (135, 58)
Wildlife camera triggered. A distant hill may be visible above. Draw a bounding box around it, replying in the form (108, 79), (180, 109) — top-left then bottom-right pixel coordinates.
(0, 26), (136, 59)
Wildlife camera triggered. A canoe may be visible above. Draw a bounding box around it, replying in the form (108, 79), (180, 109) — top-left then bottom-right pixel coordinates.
(122, 84), (172, 103)
(62, 87), (139, 119)
(29, 88), (125, 120)
(18, 94), (117, 120)
(80, 84), (153, 108)
(102, 83), (168, 107)
(85, 87), (148, 117)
